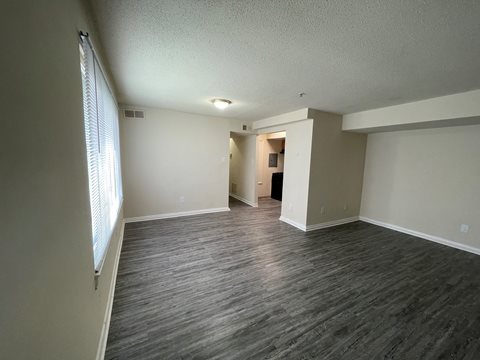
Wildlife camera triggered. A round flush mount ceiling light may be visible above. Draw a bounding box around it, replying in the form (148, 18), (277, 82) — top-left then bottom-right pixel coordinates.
(211, 98), (232, 110)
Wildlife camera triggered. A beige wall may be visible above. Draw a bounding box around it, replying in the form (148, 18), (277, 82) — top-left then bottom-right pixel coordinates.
(229, 134), (257, 205)
(0, 1), (124, 359)
(307, 110), (367, 226)
(361, 125), (480, 249)
(256, 135), (285, 198)
(121, 107), (246, 219)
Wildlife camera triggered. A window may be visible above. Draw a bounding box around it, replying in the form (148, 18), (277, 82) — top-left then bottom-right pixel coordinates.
(79, 35), (123, 272)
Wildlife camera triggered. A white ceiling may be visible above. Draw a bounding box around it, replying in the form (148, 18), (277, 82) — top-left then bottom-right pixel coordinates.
(90, 0), (480, 121)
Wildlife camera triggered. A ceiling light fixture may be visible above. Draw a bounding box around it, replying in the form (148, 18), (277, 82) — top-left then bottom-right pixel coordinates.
(211, 98), (232, 110)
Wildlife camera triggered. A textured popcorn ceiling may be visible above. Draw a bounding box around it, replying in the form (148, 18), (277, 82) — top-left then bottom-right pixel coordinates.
(90, 0), (480, 120)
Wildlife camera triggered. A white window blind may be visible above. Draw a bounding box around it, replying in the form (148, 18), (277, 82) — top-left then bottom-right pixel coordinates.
(79, 35), (123, 271)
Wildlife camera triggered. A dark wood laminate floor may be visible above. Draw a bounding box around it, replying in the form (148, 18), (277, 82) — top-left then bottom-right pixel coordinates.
(106, 198), (480, 360)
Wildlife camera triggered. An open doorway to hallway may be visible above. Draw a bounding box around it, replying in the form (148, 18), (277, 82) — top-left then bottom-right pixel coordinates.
(228, 131), (287, 210)
(228, 132), (257, 208)
(256, 131), (286, 204)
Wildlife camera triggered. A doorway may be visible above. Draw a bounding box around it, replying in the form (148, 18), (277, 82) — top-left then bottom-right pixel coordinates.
(256, 131), (286, 204)
(228, 132), (257, 208)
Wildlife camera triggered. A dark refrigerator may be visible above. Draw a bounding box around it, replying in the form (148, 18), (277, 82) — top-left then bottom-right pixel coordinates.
(271, 172), (283, 201)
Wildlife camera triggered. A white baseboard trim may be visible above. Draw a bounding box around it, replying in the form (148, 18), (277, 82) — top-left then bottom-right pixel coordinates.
(279, 216), (307, 231)
(306, 216), (359, 232)
(125, 207), (231, 223)
(359, 216), (480, 256)
(95, 221), (125, 360)
(229, 193), (258, 207)
(280, 216), (360, 232)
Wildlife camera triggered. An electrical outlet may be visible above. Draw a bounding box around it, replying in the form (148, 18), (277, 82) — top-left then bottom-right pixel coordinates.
(343, 203), (348, 211)
(320, 206), (325, 215)
(460, 224), (470, 233)
(288, 202), (293, 210)
(179, 196), (185, 203)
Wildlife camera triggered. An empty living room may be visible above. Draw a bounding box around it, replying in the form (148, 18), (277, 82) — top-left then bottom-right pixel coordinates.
(2, 1), (480, 359)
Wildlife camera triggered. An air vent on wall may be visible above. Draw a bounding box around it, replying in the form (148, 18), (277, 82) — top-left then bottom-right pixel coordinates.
(123, 109), (145, 119)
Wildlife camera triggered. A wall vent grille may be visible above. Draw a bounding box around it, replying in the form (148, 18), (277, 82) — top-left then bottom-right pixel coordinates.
(124, 109), (145, 119)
